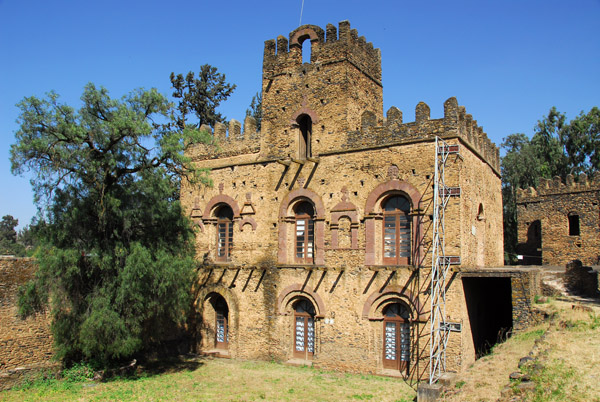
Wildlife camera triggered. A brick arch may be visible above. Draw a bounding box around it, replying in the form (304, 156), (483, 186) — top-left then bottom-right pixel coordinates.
(278, 189), (326, 265)
(279, 188), (325, 219)
(365, 180), (422, 214)
(290, 106), (319, 125)
(277, 284), (326, 319)
(361, 286), (425, 322)
(289, 25), (324, 47)
(202, 194), (241, 220)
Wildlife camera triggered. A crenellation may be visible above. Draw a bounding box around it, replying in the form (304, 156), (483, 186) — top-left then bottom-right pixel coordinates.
(263, 39), (276, 58)
(243, 115), (257, 136)
(326, 23), (337, 42)
(214, 122), (227, 141)
(338, 20), (351, 41)
(415, 101), (430, 123)
(229, 119), (242, 139)
(276, 35), (288, 55)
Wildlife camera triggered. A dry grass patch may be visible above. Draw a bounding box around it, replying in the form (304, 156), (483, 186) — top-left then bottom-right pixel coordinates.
(0, 358), (416, 402)
(519, 299), (600, 402)
(440, 323), (547, 402)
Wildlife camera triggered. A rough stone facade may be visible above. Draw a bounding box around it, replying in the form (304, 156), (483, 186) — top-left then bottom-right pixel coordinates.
(182, 21), (513, 381)
(565, 260), (600, 297)
(0, 257), (53, 371)
(516, 174), (600, 266)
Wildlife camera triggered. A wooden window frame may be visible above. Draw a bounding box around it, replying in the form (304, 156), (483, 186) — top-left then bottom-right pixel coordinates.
(382, 197), (411, 265)
(216, 206), (234, 262)
(295, 202), (315, 264)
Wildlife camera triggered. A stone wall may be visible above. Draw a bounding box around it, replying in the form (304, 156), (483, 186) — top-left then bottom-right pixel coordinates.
(516, 174), (600, 265)
(0, 257), (53, 371)
(565, 260), (600, 297)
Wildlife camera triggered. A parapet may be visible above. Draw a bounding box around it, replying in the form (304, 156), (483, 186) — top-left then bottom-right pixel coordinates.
(188, 115), (261, 161)
(517, 173), (600, 202)
(263, 21), (382, 84)
(347, 97), (501, 173)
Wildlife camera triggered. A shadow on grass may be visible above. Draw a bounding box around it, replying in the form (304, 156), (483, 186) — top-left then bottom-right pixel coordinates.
(102, 354), (206, 382)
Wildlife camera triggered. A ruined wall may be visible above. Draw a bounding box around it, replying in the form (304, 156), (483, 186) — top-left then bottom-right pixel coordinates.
(517, 174), (600, 265)
(565, 260), (600, 297)
(0, 257), (53, 371)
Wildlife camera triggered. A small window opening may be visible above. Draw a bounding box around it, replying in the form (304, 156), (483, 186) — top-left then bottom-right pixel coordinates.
(477, 203), (485, 221)
(301, 38), (311, 64)
(568, 214), (580, 236)
(297, 114), (312, 159)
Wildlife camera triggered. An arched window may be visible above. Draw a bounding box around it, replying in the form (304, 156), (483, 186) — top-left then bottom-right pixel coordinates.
(294, 201), (315, 264)
(382, 303), (411, 371)
(212, 295), (229, 350)
(382, 196), (411, 265)
(293, 298), (315, 359)
(297, 114), (312, 160)
(216, 205), (234, 262)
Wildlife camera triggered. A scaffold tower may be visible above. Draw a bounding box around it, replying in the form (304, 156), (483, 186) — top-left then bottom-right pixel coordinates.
(429, 137), (461, 384)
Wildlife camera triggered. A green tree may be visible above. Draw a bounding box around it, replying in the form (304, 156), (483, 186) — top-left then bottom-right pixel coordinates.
(170, 64), (236, 130)
(245, 91), (262, 131)
(11, 83), (211, 367)
(0, 215), (26, 256)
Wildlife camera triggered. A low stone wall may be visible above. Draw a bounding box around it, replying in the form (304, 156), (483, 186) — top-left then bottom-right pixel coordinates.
(565, 260), (600, 297)
(0, 257), (54, 372)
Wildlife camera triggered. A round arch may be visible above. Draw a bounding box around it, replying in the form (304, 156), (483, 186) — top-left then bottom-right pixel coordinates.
(362, 287), (425, 322)
(277, 284), (326, 319)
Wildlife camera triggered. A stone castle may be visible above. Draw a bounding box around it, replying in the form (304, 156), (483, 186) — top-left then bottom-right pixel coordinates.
(517, 174), (600, 266)
(182, 21), (539, 381)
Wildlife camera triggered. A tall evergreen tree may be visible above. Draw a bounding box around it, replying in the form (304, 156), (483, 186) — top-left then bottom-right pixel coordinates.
(11, 83), (215, 366)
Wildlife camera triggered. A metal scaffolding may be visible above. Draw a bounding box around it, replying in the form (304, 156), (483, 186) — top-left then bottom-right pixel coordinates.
(429, 137), (460, 384)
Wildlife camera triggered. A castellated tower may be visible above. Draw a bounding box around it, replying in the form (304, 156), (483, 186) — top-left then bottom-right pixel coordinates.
(182, 21), (540, 385)
(261, 21), (383, 158)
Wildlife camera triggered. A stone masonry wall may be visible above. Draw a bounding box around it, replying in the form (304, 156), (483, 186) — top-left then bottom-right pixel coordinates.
(517, 174), (600, 265)
(0, 257), (53, 371)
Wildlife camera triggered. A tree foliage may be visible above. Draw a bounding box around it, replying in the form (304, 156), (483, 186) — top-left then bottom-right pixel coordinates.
(170, 64), (236, 130)
(0, 215), (25, 256)
(501, 106), (600, 262)
(245, 91), (262, 131)
(10, 83), (218, 367)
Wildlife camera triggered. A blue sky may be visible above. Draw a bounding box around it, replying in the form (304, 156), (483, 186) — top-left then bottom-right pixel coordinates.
(1, 0), (599, 229)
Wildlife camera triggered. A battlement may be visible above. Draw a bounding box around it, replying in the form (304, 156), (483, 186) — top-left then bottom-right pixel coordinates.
(517, 173), (600, 201)
(188, 115), (260, 161)
(263, 21), (382, 84)
(349, 97), (500, 172)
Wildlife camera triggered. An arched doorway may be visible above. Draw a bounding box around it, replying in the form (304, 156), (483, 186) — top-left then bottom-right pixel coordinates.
(382, 303), (411, 371)
(293, 298), (315, 359)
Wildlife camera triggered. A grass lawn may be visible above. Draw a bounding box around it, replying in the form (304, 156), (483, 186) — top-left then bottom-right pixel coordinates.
(0, 358), (416, 402)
